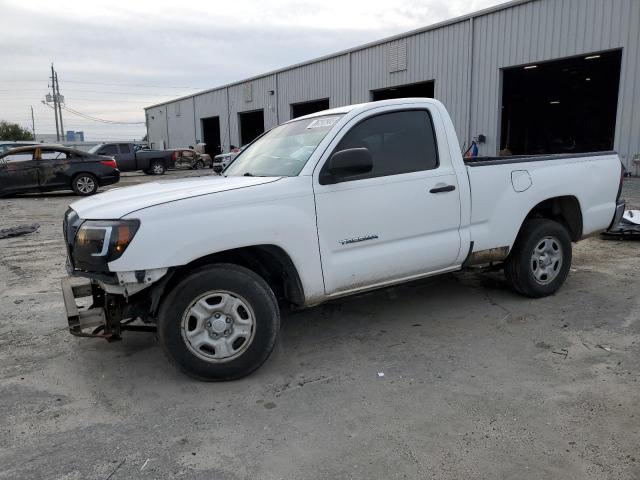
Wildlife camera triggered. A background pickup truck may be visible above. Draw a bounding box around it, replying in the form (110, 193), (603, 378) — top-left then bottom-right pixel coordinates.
(62, 98), (625, 381)
(88, 143), (175, 175)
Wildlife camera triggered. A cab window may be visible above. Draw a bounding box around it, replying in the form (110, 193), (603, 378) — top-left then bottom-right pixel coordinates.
(0, 151), (34, 164)
(100, 144), (118, 156)
(324, 110), (439, 182)
(41, 149), (69, 160)
(118, 143), (131, 154)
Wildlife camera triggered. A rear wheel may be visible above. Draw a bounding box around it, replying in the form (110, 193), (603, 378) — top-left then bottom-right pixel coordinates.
(504, 219), (571, 297)
(72, 173), (98, 196)
(150, 161), (166, 175)
(158, 264), (280, 381)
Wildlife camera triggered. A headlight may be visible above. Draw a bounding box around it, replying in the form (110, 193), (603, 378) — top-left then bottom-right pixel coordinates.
(73, 219), (140, 272)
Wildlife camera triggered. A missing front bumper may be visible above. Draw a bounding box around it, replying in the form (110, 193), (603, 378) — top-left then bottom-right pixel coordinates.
(61, 277), (156, 340)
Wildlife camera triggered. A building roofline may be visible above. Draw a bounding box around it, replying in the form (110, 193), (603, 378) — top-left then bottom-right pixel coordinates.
(145, 0), (534, 110)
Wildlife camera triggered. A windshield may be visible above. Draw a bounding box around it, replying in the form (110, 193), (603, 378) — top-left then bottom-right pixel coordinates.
(224, 115), (343, 177)
(88, 144), (103, 154)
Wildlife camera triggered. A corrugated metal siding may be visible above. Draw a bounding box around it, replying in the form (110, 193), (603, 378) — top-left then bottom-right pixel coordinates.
(146, 106), (168, 149)
(470, 0), (640, 169)
(227, 75), (277, 146)
(193, 89), (230, 151)
(276, 55), (350, 122)
(166, 97), (195, 148)
(145, 0), (639, 170)
(350, 20), (471, 148)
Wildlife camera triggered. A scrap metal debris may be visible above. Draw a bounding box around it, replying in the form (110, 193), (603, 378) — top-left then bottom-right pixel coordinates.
(0, 223), (40, 239)
(602, 209), (640, 240)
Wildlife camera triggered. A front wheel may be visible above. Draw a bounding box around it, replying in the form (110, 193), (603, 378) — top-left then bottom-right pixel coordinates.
(158, 264), (280, 381)
(150, 161), (166, 175)
(72, 173), (98, 196)
(504, 219), (572, 298)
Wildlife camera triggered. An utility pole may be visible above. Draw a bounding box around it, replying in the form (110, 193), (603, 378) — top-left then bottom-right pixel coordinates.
(55, 70), (64, 140)
(50, 64), (60, 141)
(30, 106), (36, 140)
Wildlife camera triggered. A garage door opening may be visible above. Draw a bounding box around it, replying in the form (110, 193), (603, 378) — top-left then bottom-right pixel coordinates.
(238, 109), (264, 146)
(500, 50), (622, 155)
(371, 80), (434, 101)
(291, 98), (330, 119)
(201, 116), (221, 156)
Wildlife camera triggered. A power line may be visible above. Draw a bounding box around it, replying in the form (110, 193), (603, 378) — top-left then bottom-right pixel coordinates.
(62, 105), (145, 124)
(3, 96), (162, 104)
(62, 80), (205, 89)
(0, 79), (207, 90)
(41, 101), (145, 125)
(0, 88), (180, 96)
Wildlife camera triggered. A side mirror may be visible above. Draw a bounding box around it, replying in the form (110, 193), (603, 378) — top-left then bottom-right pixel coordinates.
(327, 147), (373, 178)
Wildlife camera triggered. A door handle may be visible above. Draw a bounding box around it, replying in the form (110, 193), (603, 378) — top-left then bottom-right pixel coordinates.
(429, 184), (456, 194)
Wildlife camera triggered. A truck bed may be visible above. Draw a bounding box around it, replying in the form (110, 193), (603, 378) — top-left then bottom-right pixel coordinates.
(463, 150), (621, 253)
(464, 150), (616, 167)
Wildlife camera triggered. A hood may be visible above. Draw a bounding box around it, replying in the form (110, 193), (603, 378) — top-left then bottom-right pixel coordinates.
(71, 175), (281, 219)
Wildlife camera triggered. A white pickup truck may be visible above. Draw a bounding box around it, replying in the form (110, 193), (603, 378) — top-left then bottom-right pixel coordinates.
(61, 99), (625, 381)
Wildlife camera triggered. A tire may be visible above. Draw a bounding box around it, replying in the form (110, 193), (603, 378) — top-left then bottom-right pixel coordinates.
(157, 263), (280, 381)
(150, 161), (166, 175)
(72, 173), (99, 196)
(504, 219), (572, 298)
(194, 160), (204, 170)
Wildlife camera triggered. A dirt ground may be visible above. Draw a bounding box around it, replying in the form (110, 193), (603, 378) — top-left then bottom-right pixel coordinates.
(0, 172), (638, 479)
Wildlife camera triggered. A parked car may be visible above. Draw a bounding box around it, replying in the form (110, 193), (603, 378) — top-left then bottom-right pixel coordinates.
(0, 144), (119, 197)
(61, 98), (624, 381)
(88, 143), (174, 175)
(172, 149), (213, 170)
(212, 149), (242, 173)
(0, 141), (40, 154)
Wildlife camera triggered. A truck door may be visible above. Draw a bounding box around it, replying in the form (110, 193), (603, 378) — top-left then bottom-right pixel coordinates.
(116, 143), (136, 170)
(313, 108), (462, 295)
(0, 149), (39, 194)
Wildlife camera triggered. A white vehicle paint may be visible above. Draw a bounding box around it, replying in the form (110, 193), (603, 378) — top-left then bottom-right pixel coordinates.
(71, 98), (621, 300)
(63, 98), (625, 380)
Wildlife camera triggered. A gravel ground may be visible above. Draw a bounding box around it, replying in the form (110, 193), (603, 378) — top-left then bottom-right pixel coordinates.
(0, 173), (638, 479)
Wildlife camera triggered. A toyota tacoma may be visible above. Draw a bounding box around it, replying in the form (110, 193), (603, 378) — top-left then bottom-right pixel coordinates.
(61, 99), (625, 381)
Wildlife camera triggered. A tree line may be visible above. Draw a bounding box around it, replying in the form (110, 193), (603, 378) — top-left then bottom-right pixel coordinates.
(0, 121), (34, 141)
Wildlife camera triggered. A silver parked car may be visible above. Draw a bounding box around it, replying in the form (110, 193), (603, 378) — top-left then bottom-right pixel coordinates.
(212, 146), (245, 173)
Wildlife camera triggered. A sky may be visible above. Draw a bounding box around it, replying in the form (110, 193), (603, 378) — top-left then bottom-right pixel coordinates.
(0, 0), (508, 141)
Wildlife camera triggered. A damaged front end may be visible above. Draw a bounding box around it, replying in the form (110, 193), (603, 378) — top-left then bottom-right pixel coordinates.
(61, 208), (170, 340)
(61, 269), (172, 340)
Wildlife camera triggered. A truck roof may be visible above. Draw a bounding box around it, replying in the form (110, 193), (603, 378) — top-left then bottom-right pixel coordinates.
(289, 98), (443, 122)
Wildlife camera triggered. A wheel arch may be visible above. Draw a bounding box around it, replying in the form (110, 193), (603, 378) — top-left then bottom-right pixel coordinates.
(71, 171), (98, 188)
(168, 244), (305, 308)
(518, 195), (583, 242)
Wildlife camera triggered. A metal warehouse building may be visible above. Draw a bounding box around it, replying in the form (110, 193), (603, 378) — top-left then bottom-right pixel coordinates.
(145, 0), (640, 172)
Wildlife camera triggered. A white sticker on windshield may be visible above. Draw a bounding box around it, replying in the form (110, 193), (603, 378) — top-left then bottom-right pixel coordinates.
(306, 116), (340, 129)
